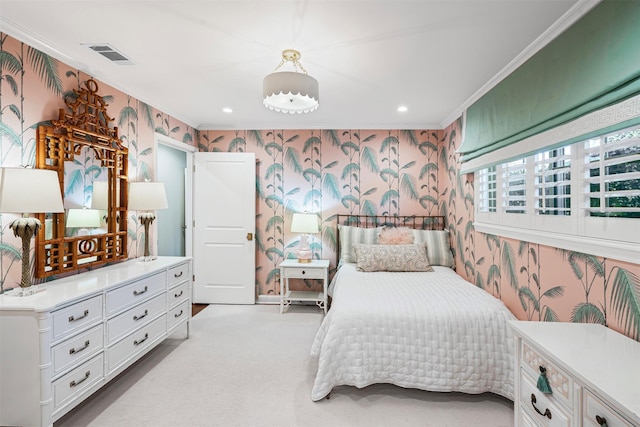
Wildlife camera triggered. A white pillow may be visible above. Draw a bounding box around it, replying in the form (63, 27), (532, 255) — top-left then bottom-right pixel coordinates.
(412, 229), (455, 267)
(338, 224), (384, 264)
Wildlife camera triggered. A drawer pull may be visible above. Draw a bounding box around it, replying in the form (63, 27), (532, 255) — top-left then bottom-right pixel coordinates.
(134, 333), (149, 346)
(174, 271), (183, 278)
(174, 309), (184, 318)
(69, 371), (91, 388)
(68, 309), (89, 323)
(69, 340), (90, 355)
(595, 415), (608, 427)
(302, 270), (306, 275)
(536, 365), (552, 394)
(174, 290), (184, 298)
(133, 286), (148, 296)
(530, 394), (552, 419)
(133, 310), (149, 321)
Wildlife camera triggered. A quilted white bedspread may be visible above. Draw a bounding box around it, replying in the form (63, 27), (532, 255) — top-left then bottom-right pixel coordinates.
(310, 264), (515, 401)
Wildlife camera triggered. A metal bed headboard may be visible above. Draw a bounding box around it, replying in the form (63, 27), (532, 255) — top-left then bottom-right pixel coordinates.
(335, 215), (445, 261)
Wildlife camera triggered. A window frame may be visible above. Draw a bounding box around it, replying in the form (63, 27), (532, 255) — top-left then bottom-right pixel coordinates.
(474, 127), (640, 264)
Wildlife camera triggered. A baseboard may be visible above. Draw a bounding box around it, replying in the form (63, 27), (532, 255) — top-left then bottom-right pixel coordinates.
(256, 295), (280, 304)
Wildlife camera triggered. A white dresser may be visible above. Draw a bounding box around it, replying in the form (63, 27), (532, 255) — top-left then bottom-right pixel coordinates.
(510, 321), (640, 427)
(0, 256), (192, 427)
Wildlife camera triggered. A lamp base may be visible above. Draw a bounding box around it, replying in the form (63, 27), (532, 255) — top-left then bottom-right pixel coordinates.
(6, 285), (41, 297)
(297, 258), (312, 264)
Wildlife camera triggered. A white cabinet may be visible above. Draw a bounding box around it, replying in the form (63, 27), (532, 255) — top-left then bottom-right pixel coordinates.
(0, 256), (192, 427)
(510, 321), (640, 427)
(278, 259), (330, 314)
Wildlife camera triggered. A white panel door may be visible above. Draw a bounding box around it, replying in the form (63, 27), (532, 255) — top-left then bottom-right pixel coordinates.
(193, 152), (255, 304)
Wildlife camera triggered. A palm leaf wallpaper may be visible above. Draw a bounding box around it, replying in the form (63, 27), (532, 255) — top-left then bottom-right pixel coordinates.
(1, 33), (639, 341)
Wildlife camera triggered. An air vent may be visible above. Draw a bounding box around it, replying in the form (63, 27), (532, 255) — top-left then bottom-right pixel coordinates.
(86, 44), (134, 65)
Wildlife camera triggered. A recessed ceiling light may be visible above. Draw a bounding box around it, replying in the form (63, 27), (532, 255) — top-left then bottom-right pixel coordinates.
(397, 106), (408, 113)
(222, 107), (233, 113)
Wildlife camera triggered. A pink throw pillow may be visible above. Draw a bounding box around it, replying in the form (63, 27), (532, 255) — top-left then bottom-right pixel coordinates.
(378, 227), (414, 245)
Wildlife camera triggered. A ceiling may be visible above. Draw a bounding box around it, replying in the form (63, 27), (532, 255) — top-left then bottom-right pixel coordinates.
(0, 0), (586, 131)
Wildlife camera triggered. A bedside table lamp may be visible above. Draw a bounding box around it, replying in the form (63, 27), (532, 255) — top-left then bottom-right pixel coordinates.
(291, 213), (319, 263)
(129, 181), (168, 261)
(0, 167), (64, 295)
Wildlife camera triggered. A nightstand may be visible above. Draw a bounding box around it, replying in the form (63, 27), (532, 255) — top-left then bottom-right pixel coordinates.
(279, 259), (330, 314)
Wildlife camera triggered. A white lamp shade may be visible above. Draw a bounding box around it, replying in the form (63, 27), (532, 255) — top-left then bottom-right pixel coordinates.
(128, 182), (169, 211)
(0, 167), (64, 214)
(263, 72), (319, 114)
(291, 213), (319, 234)
(91, 181), (108, 210)
(66, 208), (101, 228)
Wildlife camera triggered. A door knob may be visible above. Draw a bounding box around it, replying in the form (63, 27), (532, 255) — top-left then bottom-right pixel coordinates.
(247, 233), (253, 241)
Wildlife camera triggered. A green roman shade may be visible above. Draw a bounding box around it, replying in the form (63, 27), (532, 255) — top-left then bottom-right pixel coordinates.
(459, 0), (640, 166)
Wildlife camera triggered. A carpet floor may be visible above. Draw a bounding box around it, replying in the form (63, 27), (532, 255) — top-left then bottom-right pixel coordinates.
(55, 304), (514, 427)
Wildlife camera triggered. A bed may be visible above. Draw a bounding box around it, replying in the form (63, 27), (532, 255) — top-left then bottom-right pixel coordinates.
(310, 215), (515, 401)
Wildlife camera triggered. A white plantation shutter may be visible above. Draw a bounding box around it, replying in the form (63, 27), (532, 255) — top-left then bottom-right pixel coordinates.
(534, 147), (572, 216)
(502, 159), (526, 214)
(583, 129), (640, 217)
(474, 124), (640, 263)
(477, 166), (497, 214)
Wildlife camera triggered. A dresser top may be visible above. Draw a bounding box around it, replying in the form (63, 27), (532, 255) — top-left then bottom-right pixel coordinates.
(0, 256), (191, 312)
(509, 321), (640, 424)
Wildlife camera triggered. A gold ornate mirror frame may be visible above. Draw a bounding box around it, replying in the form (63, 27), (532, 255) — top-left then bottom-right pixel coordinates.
(35, 79), (128, 278)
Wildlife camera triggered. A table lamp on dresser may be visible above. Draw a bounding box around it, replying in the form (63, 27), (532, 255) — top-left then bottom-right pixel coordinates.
(129, 181), (168, 261)
(0, 167), (64, 295)
(290, 212), (319, 263)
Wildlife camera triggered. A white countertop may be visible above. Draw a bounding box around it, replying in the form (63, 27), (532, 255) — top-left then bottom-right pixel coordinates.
(509, 321), (640, 425)
(0, 256), (191, 312)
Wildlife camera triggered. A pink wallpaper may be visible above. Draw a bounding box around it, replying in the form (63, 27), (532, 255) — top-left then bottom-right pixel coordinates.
(2, 32), (638, 342)
(0, 33), (197, 290)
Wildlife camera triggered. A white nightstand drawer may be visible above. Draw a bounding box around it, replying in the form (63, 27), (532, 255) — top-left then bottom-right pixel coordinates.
(522, 342), (573, 409)
(52, 295), (103, 342)
(168, 299), (190, 331)
(106, 272), (165, 316)
(52, 324), (104, 377)
(52, 353), (104, 411)
(283, 267), (324, 279)
(107, 314), (166, 373)
(106, 293), (166, 345)
(584, 390), (633, 427)
(168, 280), (190, 307)
(168, 262), (189, 287)
(520, 370), (570, 427)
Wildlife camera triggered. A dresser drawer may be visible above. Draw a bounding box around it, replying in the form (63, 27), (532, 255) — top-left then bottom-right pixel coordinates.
(520, 370), (571, 427)
(283, 267), (324, 279)
(51, 324), (104, 377)
(168, 280), (189, 307)
(106, 293), (166, 345)
(168, 262), (189, 287)
(106, 271), (166, 316)
(52, 295), (103, 342)
(521, 409), (540, 427)
(52, 353), (104, 411)
(107, 314), (166, 373)
(522, 342), (573, 409)
(583, 390), (633, 427)
(168, 299), (190, 331)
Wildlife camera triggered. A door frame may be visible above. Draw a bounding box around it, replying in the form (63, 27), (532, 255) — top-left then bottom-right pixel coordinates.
(153, 133), (196, 258)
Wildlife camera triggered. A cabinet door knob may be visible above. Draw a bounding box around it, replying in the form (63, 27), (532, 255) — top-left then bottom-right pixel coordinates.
(595, 415), (608, 426)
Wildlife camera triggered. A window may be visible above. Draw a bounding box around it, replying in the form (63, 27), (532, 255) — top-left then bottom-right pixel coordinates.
(475, 125), (640, 264)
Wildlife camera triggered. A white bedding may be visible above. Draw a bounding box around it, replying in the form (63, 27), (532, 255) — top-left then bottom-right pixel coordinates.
(310, 264), (515, 401)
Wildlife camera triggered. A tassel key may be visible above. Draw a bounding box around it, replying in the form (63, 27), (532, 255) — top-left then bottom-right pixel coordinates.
(536, 365), (552, 394)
